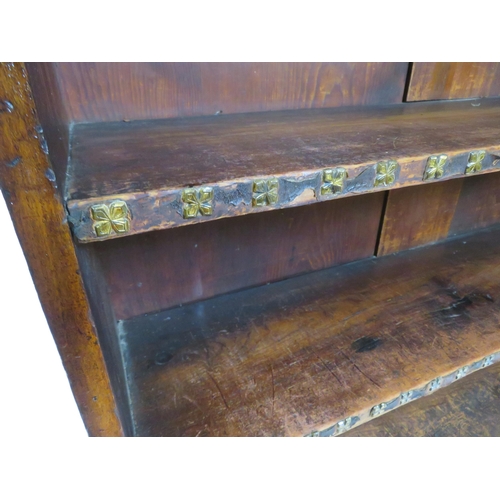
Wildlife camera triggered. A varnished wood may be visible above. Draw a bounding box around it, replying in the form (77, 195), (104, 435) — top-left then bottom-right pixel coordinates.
(0, 63), (123, 437)
(120, 225), (500, 436)
(407, 63), (500, 102)
(66, 98), (500, 242)
(448, 171), (500, 236)
(93, 193), (385, 319)
(24, 62), (70, 196)
(52, 62), (409, 123)
(378, 171), (500, 255)
(342, 362), (500, 437)
(378, 180), (464, 255)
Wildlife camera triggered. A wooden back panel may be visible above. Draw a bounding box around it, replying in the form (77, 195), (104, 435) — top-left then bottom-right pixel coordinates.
(407, 63), (500, 101)
(91, 193), (386, 320)
(378, 171), (500, 256)
(49, 62), (409, 123)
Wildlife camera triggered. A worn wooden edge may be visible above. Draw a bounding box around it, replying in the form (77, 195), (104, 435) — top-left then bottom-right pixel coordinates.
(68, 146), (500, 243)
(306, 350), (500, 437)
(0, 63), (124, 436)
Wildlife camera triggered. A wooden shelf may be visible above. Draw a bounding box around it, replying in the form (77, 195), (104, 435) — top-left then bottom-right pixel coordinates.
(119, 224), (500, 436)
(342, 361), (500, 437)
(66, 99), (500, 242)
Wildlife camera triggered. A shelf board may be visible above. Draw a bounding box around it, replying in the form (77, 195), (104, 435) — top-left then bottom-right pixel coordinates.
(119, 224), (500, 436)
(342, 361), (500, 437)
(66, 99), (500, 242)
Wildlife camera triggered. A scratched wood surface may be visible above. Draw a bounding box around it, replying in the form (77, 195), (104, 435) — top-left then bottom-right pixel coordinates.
(51, 62), (409, 123)
(342, 361), (500, 437)
(94, 193), (385, 319)
(407, 63), (500, 102)
(120, 225), (500, 436)
(66, 98), (500, 242)
(0, 63), (123, 436)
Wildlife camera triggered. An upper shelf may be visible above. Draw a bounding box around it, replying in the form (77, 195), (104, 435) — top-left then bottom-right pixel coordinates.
(66, 98), (500, 242)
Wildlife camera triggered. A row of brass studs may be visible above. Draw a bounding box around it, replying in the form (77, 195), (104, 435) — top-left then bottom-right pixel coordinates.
(306, 352), (498, 437)
(423, 150), (486, 180)
(89, 150), (489, 236)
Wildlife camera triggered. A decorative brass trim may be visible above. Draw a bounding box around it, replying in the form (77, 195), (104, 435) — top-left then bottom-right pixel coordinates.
(400, 391), (413, 405)
(182, 187), (214, 219)
(336, 417), (354, 433)
(90, 200), (130, 237)
(320, 168), (347, 196)
(374, 160), (398, 187)
(370, 402), (387, 417)
(465, 150), (486, 174)
(428, 377), (442, 392)
(483, 355), (494, 367)
(252, 178), (279, 207)
(424, 154), (448, 180)
(305, 351), (500, 437)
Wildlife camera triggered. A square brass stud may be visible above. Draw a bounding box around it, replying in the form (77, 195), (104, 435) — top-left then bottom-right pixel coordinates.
(252, 178), (279, 207)
(424, 154), (448, 180)
(182, 187), (214, 219)
(374, 160), (398, 187)
(370, 402), (387, 418)
(90, 200), (131, 237)
(465, 150), (486, 174)
(336, 417), (353, 434)
(455, 366), (469, 380)
(320, 167), (347, 196)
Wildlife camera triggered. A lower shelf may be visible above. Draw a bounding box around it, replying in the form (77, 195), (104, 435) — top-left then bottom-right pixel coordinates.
(119, 224), (500, 436)
(342, 361), (500, 437)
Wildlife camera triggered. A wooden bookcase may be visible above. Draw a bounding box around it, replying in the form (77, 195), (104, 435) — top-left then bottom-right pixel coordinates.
(1, 62), (500, 436)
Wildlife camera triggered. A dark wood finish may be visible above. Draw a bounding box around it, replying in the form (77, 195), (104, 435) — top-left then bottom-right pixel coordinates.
(74, 244), (134, 435)
(120, 225), (500, 436)
(378, 180), (464, 255)
(407, 62), (500, 102)
(94, 193), (385, 319)
(66, 98), (500, 242)
(378, 171), (500, 255)
(24, 63), (70, 196)
(53, 62), (409, 123)
(342, 362), (500, 437)
(0, 63), (123, 437)
(449, 171), (500, 236)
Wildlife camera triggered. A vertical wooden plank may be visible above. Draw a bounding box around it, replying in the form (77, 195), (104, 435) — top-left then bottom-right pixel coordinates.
(378, 171), (500, 256)
(407, 62), (500, 101)
(377, 180), (464, 256)
(449, 171), (500, 235)
(24, 63), (70, 196)
(0, 63), (123, 436)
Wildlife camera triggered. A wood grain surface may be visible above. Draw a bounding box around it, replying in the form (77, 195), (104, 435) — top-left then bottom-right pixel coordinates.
(51, 62), (409, 123)
(66, 98), (500, 242)
(120, 225), (500, 436)
(377, 180), (463, 255)
(0, 63), (123, 436)
(378, 171), (500, 255)
(407, 63), (500, 102)
(24, 63), (70, 197)
(342, 361), (500, 437)
(93, 193), (385, 319)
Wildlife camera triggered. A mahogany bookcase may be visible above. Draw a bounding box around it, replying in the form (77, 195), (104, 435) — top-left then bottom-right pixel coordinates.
(1, 62), (500, 436)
